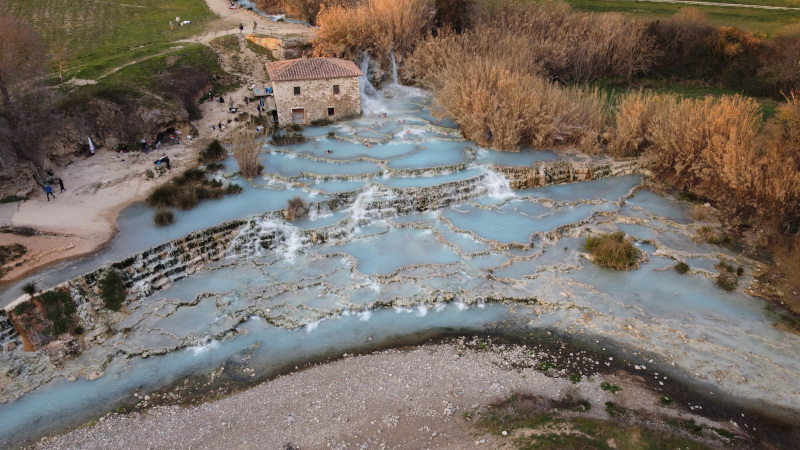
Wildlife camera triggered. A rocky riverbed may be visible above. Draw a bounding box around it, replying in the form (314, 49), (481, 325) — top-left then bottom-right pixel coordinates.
(31, 337), (772, 449)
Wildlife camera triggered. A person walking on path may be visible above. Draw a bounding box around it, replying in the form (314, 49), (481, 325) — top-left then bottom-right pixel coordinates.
(57, 178), (65, 193)
(253, 21), (257, 33)
(239, 23), (243, 33)
(44, 185), (55, 201)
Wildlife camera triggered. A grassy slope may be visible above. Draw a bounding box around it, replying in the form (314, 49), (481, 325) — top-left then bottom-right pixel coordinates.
(567, 0), (800, 34)
(59, 43), (228, 109)
(3, 0), (215, 79)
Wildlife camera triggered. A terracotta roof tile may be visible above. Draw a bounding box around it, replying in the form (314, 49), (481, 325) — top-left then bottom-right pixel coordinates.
(266, 57), (362, 81)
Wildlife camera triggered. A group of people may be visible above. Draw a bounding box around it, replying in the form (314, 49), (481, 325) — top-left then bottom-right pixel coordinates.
(38, 170), (66, 202)
(154, 155), (171, 170)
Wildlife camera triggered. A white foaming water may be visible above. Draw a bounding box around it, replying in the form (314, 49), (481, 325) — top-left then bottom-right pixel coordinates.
(305, 318), (323, 333)
(357, 309), (372, 321)
(189, 337), (219, 355)
(368, 278), (381, 293)
(359, 53), (385, 115)
(481, 169), (515, 200)
(416, 304), (429, 317)
(308, 204), (333, 221)
(390, 50), (399, 85)
(227, 218), (306, 261)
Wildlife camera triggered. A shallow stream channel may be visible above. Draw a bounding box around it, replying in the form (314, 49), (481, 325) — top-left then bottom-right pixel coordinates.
(2, 81), (800, 447)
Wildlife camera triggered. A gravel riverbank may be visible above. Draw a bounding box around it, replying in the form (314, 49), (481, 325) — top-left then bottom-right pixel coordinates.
(31, 338), (734, 449)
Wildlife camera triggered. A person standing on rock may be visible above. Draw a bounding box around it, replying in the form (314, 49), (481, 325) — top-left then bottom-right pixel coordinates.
(44, 185), (55, 201)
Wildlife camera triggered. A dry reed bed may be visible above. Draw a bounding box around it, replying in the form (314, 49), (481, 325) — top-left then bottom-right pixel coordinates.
(312, 0), (436, 61)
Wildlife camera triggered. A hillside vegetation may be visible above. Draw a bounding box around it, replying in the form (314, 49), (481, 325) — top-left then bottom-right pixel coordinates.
(1, 0), (214, 80)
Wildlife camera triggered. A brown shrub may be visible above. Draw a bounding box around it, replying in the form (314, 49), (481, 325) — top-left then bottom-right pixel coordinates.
(430, 56), (606, 151)
(255, 0), (355, 25)
(607, 91), (663, 157)
(647, 7), (714, 77)
(760, 28), (800, 97)
(229, 127), (265, 179)
(312, 0), (436, 61)
(411, 1), (657, 85)
(646, 94), (762, 193)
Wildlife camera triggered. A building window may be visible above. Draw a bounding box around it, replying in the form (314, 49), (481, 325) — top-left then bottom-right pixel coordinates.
(294, 86), (301, 96)
(333, 84), (340, 95)
(328, 107), (335, 117)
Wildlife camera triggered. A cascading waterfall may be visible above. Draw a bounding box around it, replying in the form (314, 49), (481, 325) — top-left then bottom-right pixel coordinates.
(390, 50), (399, 85)
(227, 218), (306, 261)
(479, 169), (515, 199)
(359, 52), (377, 98)
(359, 52), (387, 115)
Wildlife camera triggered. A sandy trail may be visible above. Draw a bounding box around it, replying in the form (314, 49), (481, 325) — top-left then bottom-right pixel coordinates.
(1, 0), (313, 289)
(631, 0), (800, 10)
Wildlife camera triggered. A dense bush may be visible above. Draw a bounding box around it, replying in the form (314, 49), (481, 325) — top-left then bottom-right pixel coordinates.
(675, 261), (690, 274)
(147, 184), (180, 208)
(147, 168), (242, 211)
(99, 270), (126, 311)
(285, 196), (309, 221)
(153, 209), (175, 226)
(38, 288), (78, 336)
(200, 139), (226, 162)
(584, 231), (639, 270)
(176, 189), (200, 210)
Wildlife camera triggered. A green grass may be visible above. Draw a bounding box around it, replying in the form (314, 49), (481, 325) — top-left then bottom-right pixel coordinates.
(211, 35), (241, 53)
(566, 0), (800, 35)
(594, 78), (782, 118)
(59, 44), (227, 109)
(477, 394), (706, 449)
(3, 0), (215, 80)
(584, 231), (640, 270)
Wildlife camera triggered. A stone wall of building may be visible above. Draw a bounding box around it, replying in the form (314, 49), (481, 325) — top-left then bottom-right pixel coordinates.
(272, 76), (360, 126)
(246, 35), (284, 60)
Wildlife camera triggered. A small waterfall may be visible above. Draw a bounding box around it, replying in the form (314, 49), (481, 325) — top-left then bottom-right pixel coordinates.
(359, 52), (386, 115)
(390, 51), (399, 85)
(359, 52), (377, 98)
(226, 218), (306, 261)
(479, 170), (515, 200)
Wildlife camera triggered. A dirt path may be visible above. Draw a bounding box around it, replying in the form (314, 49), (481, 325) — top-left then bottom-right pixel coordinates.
(631, 0), (800, 10)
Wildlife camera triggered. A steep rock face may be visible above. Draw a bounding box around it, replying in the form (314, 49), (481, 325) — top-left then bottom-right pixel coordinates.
(50, 99), (190, 160)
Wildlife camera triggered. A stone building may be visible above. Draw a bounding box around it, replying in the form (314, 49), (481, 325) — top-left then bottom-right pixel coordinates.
(265, 57), (362, 126)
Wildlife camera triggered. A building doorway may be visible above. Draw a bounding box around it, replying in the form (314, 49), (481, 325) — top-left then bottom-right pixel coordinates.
(292, 108), (305, 124)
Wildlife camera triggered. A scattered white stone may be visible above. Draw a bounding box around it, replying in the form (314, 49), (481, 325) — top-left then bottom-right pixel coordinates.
(502, 430), (508, 436)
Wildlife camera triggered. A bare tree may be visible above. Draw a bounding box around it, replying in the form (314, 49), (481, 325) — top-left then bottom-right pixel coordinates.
(0, 13), (50, 166)
(228, 126), (265, 178)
